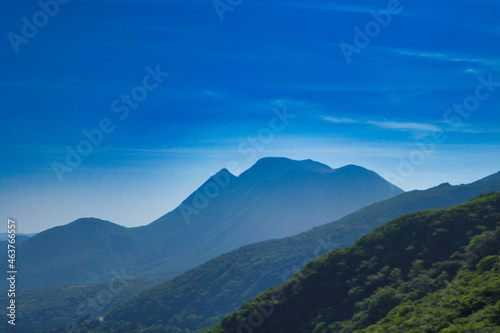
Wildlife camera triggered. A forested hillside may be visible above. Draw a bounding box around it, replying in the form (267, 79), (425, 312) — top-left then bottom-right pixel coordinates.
(208, 192), (500, 333)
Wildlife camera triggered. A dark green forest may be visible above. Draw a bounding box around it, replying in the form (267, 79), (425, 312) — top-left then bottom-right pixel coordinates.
(209, 192), (500, 333)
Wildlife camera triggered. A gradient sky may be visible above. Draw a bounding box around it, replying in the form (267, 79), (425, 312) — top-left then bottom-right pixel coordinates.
(1, 0), (499, 233)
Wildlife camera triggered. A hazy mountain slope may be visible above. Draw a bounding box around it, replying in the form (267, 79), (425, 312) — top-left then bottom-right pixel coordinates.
(0, 276), (169, 333)
(0, 233), (36, 241)
(15, 218), (141, 289)
(204, 192), (500, 333)
(12, 158), (403, 289)
(138, 158), (403, 277)
(0, 234), (30, 254)
(73, 172), (500, 333)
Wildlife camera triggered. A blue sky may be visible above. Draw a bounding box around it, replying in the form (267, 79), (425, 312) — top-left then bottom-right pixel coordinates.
(1, 0), (499, 233)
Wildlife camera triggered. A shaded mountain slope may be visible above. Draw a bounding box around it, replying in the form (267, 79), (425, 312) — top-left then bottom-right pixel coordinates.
(138, 159), (404, 277)
(16, 218), (141, 289)
(0, 234), (30, 254)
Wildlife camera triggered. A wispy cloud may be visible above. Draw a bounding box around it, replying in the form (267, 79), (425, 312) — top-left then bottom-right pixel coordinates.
(322, 116), (441, 132)
(323, 115), (500, 135)
(439, 121), (500, 134)
(373, 47), (500, 70)
(368, 120), (440, 132)
(291, 3), (374, 13)
(281, 1), (446, 20)
(322, 116), (358, 124)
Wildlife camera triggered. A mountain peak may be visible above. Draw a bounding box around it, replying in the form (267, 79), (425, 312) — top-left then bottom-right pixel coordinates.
(62, 218), (126, 234)
(238, 157), (331, 182)
(335, 164), (369, 172)
(202, 168), (237, 189)
(333, 164), (380, 177)
(212, 168), (235, 179)
(256, 156), (331, 168)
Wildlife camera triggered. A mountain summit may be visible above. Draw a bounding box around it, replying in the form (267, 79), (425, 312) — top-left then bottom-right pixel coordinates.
(142, 158), (404, 275)
(237, 157), (332, 182)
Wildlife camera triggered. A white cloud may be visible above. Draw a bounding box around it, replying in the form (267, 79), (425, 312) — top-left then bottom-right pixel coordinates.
(322, 116), (358, 124)
(322, 116), (441, 132)
(373, 47), (500, 70)
(367, 120), (441, 132)
(293, 3), (374, 13)
(323, 114), (500, 135)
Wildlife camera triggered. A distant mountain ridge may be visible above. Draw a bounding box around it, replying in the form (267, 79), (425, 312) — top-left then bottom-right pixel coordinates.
(0, 233), (36, 241)
(11, 157), (403, 289)
(0, 234), (32, 255)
